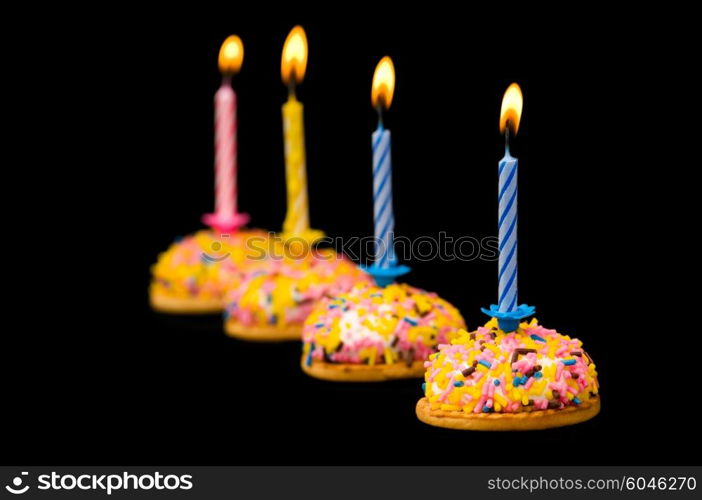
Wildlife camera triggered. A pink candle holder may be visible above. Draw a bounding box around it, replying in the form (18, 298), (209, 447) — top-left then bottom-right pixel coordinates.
(202, 212), (250, 234)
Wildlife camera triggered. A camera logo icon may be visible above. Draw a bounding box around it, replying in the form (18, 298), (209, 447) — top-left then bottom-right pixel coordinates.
(202, 234), (231, 263)
(5, 472), (29, 494)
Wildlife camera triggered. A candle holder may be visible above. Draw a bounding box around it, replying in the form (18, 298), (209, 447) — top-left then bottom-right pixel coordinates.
(278, 228), (325, 248)
(202, 212), (250, 233)
(480, 303), (536, 333)
(362, 263), (411, 287)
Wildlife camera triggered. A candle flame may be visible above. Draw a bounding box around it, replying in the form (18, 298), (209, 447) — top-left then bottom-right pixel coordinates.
(499, 83), (523, 135)
(281, 26), (308, 85)
(371, 56), (395, 110)
(218, 35), (244, 74)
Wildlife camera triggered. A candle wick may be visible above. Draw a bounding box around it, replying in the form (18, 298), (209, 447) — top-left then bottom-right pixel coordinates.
(287, 81), (297, 100)
(504, 124), (511, 155)
(221, 73), (233, 86)
(376, 105), (384, 129)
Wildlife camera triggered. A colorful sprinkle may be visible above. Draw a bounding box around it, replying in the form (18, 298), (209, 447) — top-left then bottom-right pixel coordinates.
(305, 343), (314, 367)
(301, 283), (466, 368)
(418, 319), (599, 416)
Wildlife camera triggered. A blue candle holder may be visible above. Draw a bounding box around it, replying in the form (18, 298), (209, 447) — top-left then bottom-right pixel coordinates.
(362, 263), (411, 287)
(480, 303), (536, 333)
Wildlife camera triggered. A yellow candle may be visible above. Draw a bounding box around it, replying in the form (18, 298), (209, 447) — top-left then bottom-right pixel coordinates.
(280, 25), (322, 243)
(282, 94), (309, 235)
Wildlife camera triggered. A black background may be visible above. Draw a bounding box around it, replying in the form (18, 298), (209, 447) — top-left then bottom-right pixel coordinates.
(4, 11), (697, 465)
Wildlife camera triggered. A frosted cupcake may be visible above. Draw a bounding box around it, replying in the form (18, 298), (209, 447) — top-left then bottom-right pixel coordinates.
(224, 249), (372, 341)
(301, 283), (466, 381)
(150, 229), (267, 314)
(416, 317), (600, 430)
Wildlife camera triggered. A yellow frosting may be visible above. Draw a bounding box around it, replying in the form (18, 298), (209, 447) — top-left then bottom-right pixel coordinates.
(224, 249), (372, 327)
(150, 229), (269, 300)
(422, 318), (599, 414)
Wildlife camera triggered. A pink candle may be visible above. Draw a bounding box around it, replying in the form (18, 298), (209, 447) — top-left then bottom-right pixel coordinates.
(202, 35), (249, 233)
(214, 80), (237, 218)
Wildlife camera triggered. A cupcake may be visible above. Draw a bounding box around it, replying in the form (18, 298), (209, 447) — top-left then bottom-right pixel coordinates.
(415, 317), (600, 430)
(150, 229), (267, 314)
(301, 283), (466, 381)
(224, 249), (372, 341)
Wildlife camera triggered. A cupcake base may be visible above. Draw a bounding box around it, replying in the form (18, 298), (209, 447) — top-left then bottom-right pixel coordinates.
(301, 358), (426, 382)
(416, 396), (600, 431)
(224, 321), (302, 342)
(150, 291), (223, 314)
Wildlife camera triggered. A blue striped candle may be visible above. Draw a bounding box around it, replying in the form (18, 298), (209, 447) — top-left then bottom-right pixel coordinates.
(372, 125), (395, 268)
(498, 149), (518, 312)
(365, 56), (409, 286)
(482, 83), (533, 332)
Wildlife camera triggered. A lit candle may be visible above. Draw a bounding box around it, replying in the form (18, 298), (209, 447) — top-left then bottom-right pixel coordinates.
(497, 83), (523, 312)
(365, 56), (409, 286)
(481, 83), (534, 332)
(371, 57), (396, 268)
(280, 26), (322, 243)
(203, 35), (249, 232)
